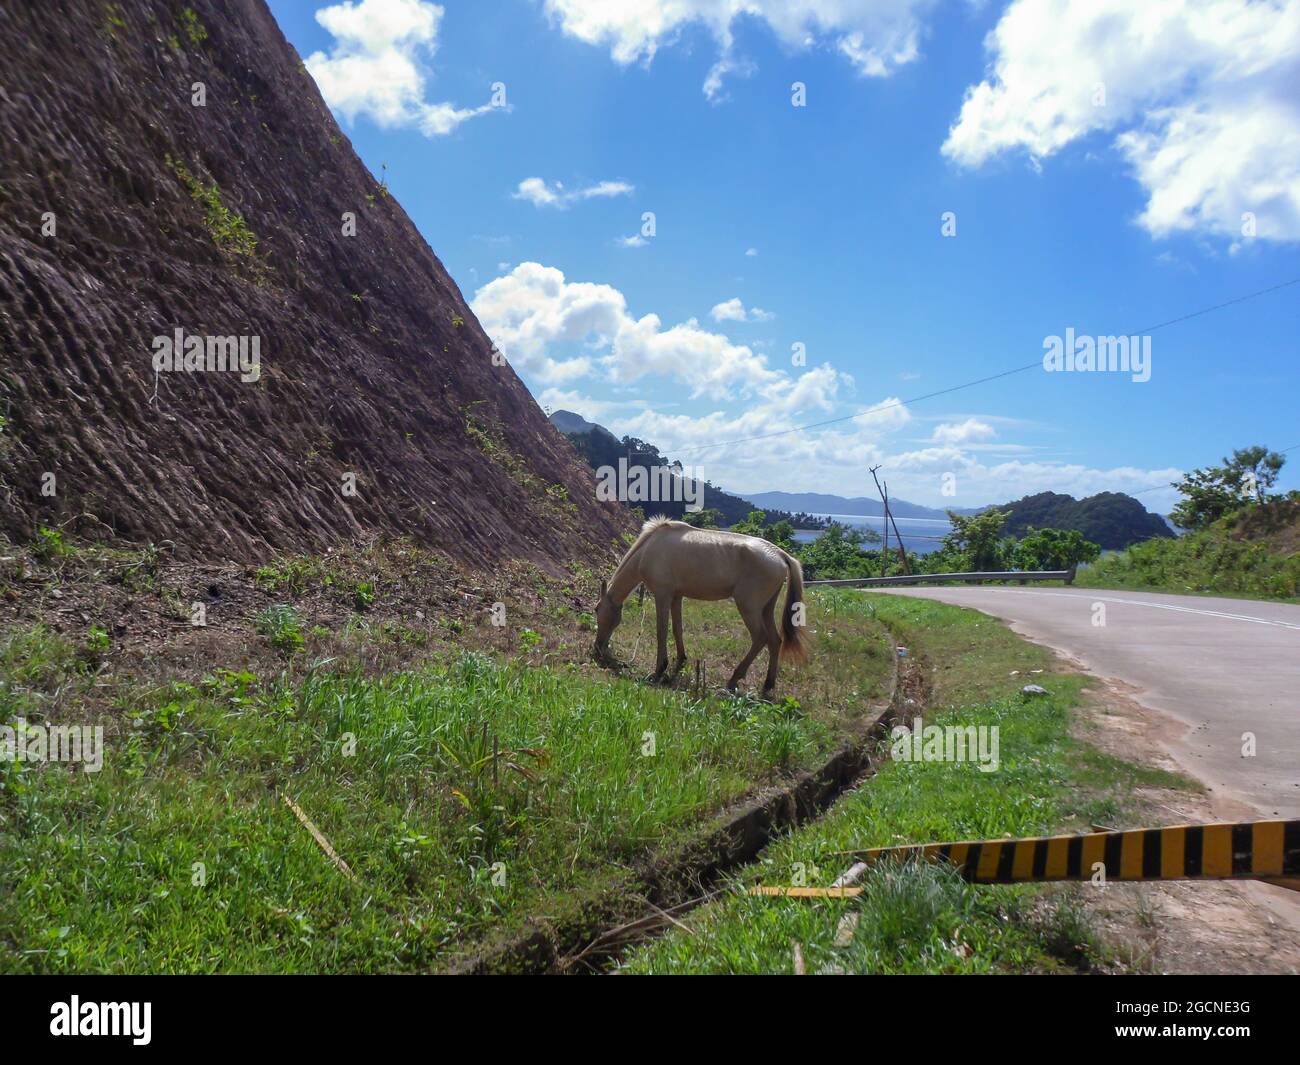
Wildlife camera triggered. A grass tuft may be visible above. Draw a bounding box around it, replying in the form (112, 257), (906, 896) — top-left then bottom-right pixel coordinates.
(254, 605), (305, 656)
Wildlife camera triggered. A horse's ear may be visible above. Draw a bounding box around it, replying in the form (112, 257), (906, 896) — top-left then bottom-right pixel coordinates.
(599, 579), (607, 600)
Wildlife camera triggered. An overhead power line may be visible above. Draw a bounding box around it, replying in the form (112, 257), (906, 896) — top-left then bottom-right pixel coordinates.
(671, 277), (1299, 456)
(1125, 441), (1300, 497)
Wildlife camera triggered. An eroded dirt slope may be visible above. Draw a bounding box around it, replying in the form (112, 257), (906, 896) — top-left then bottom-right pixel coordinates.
(0, 0), (629, 565)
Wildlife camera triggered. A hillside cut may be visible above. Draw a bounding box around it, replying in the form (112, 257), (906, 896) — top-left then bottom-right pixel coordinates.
(0, 0), (628, 564)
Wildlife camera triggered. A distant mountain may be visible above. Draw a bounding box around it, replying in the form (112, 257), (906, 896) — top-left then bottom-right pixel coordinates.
(988, 491), (1172, 550)
(747, 491), (980, 521)
(548, 409), (601, 435)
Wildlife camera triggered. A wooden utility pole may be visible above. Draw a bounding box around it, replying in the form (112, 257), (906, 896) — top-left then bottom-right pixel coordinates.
(869, 465), (887, 577)
(870, 466), (911, 576)
(885, 489), (912, 575)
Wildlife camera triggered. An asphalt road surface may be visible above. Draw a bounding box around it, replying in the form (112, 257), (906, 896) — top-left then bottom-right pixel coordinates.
(875, 586), (1300, 819)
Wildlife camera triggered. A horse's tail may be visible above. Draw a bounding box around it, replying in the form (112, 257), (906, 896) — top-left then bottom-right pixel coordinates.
(779, 551), (809, 665)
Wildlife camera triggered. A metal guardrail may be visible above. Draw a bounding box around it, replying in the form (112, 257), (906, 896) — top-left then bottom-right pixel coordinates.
(805, 569), (1076, 588)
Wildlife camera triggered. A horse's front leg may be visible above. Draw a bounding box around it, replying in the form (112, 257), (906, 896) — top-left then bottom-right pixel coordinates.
(648, 593), (671, 683)
(669, 596), (687, 678)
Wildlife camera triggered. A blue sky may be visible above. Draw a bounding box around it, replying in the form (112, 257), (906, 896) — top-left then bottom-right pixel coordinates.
(267, 0), (1299, 511)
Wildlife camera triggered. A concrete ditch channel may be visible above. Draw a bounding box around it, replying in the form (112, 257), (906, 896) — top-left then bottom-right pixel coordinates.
(450, 631), (923, 974)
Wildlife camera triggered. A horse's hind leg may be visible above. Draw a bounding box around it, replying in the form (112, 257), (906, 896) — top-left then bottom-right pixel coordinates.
(760, 591), (782, 698)
(670, 595), (687, 678)
(727, 597), (766, 691)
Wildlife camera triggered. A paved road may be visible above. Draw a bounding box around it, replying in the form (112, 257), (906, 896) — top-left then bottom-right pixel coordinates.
(874, 586), (1300, 819)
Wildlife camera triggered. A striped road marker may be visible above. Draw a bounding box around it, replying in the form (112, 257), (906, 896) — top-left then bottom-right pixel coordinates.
(750, 819), (1300, 897)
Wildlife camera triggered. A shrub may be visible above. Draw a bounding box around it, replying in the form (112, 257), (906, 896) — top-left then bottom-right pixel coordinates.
(255, 605), (305, 655)
(352, 581), (376, 612)
(31, 526), (68, 564)
(80, 625), (110, 665)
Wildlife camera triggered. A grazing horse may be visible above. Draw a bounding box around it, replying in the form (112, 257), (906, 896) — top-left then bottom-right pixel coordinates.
(594, 517), (809, 697)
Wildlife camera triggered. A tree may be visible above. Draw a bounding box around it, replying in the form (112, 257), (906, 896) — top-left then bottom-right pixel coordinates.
(681, 508), (721, 528)
(1013, 527), (1101, 570)
(730, 509), (767, 538)
(765, 519), (795, 553)
(795, 522), (880, 580)
(942, 509), (1011, 571)
(1230, 446), (1285, 501)
(1169, 446), (1286, 530)
(731, 510), (795, 552)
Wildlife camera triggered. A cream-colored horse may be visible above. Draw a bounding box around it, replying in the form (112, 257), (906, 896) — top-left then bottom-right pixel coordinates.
(594, 517), (809, 697)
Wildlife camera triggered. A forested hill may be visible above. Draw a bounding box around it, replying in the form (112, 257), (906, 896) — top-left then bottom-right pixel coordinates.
(993, 492), (1172, 550)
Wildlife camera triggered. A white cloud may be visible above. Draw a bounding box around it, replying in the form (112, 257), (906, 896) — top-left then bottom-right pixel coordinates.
(943, 0), (1300, 242)
(606, 394), (910, 496)
(542, 0), (937, 98)
(607, 313), (779, 398)
(473, 263), (818, 399)
(616, 234), (649, 248)
(884, 450), (1184, 513)
(703, 52), (756, 102)
(533, 365), (1182, 511)
(575, 397), (1182, 509)
(745, 247), (759, 257)
(512, 177), (635, 209)
(710, 297), (775, 322)
(305, 0), (501, 136)
(931, 417), (996, 446)
(543, 388), (1180, 511)
(475, 264), (1180, 511)
(710, 298), (746, 322)
(538, 388), (617, 421)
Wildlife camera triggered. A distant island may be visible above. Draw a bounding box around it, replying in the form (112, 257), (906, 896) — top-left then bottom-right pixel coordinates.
(991, 491), (1172, 550)
(754, 489), (1172, 550)
(746, 491), (981, 521)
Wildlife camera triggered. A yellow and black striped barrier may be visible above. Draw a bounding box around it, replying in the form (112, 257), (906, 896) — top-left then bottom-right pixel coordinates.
(751, 819), (1300, 897)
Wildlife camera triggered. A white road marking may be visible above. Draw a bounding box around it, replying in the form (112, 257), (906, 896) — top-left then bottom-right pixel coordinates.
(896, 587), (1300, 632)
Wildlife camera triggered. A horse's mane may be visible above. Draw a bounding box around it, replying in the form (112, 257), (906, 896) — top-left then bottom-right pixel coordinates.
(629, 515), (673, 551)
(614, 516), (674, 574)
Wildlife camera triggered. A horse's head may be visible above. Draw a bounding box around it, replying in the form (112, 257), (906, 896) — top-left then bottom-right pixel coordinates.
(593, 578), (622, 662)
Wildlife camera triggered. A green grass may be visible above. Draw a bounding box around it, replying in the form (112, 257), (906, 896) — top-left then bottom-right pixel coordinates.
(0, 626), (82, 720)
(1075, 542), (1300, 602)
(254, 605), (306, 656)
(254, 556), (328, 597)
(1074, 510), (1300, 602)
(620, 594), (1196, 974)
(607, 588), (892, 732)
(0, 590), (892, 973)
(31, 525), (70, 564)
(101, 3), (126, 40)
(461, 404), (576, 519)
